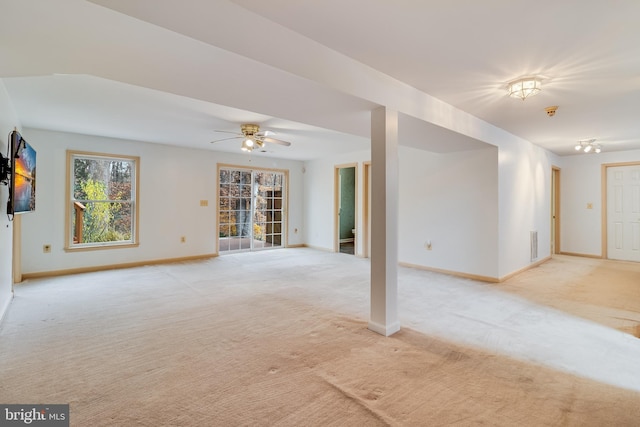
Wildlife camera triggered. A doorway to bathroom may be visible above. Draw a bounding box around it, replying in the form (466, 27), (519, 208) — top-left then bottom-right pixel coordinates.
(335, 164), (357, 255)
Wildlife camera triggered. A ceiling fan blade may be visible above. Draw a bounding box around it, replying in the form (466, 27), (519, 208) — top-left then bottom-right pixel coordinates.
(214, 130), (242, 136)
(256, 130), (277, 137)
(210, 136), (243, 143)
(262, 137), (291, 147)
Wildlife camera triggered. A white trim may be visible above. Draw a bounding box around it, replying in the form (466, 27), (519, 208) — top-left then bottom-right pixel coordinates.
(368, 320), (401, 337)
(0, 292), (13, 327)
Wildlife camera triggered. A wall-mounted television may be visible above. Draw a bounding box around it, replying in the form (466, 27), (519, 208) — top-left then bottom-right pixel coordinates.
(5, 130), (37, 216)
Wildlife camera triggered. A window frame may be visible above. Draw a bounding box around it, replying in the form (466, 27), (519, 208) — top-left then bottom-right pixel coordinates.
(65, 150), (140, 251)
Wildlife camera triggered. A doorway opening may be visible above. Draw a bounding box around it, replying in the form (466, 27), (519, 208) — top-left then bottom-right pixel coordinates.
(335, 164), (357, 255)
(218, 166), (287, 253)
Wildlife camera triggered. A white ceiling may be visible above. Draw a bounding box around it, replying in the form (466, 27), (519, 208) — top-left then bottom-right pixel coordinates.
(1, 0), (639, 159)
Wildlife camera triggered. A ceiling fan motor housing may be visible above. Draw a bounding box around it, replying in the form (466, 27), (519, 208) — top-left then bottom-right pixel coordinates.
(241, 124), (260, 136)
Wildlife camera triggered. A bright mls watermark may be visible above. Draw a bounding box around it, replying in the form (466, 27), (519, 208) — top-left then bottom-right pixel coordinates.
(0, 405), (68, 426)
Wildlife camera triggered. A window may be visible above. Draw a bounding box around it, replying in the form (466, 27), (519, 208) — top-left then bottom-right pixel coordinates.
(66, 151), (139, 250)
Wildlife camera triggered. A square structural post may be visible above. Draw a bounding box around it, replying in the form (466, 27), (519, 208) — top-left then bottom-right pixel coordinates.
(369, 107), (400, 336)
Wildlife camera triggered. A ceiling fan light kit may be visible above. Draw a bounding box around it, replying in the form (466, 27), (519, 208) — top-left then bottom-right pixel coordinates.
(241, 138), (255, 152)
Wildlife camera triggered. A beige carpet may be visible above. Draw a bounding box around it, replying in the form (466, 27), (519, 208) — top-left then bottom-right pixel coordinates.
(1, 249), (639, 426)
(499, 254), (640, 338)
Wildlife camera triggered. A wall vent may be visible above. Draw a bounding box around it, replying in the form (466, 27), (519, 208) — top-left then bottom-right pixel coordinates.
(530, 231), (538, 262)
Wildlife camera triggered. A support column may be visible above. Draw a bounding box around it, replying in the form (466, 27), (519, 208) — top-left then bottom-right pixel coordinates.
(369, 106), (400, 336)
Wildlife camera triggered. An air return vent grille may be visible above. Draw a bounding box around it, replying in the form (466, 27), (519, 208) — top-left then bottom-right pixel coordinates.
(530, 231), (538, 262)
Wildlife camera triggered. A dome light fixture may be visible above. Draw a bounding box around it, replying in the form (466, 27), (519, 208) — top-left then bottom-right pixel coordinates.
(507, 77), (542, 100)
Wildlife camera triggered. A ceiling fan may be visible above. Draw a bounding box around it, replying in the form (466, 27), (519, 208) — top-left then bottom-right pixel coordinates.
(210, 124), (292, 152)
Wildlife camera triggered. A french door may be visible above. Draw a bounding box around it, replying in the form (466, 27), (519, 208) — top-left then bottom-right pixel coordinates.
(218, 166), (286, 253)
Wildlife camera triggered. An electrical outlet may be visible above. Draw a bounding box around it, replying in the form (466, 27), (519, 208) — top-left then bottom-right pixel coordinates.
(180, 236), (186, 243)
(200, 200), (208, 207)
(587, 203), (593, 209)
(425, 241), (432, 250)
(43, 244), (51, 253)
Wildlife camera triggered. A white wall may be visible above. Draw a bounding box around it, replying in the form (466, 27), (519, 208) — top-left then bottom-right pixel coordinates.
(304, 133), (559, 280)
(0, 81), (20, 321)
(304, 145), (502, 279)
(560, 149), (640, 256)
(11, 123), (580, 283)
(399, 146), (499, 278)
(497, 138), (559, 278)
(19, 128), (304, 276)
(303, 150), (369, 253)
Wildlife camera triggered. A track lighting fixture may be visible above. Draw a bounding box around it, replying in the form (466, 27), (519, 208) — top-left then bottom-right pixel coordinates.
(574, 139), (601, 154)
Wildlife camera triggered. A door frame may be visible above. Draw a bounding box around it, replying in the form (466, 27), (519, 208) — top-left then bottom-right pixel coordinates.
(363, 161), (371, 258)
(551, 166), (561, 255)
(601, 161), (640, 259)
(216, 163), (290, 254)
(334, 163), (358, 254)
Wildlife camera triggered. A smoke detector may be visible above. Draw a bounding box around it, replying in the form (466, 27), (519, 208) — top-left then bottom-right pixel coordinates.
(545, 106), (558, 117)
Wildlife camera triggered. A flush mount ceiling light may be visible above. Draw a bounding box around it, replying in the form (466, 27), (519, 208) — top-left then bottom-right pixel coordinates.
(574, 138), (601, 154)
(507, 77), (542, 100)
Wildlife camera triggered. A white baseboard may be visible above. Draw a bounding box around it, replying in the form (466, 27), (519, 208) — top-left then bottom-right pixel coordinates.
(0, 292), (14, 327)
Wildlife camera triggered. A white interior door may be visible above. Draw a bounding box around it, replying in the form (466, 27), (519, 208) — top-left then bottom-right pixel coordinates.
(607, 165), (640, 261)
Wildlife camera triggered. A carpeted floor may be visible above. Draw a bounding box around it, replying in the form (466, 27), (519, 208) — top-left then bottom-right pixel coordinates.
(498, 254), (640, 338)
(1, 249), (639, 426)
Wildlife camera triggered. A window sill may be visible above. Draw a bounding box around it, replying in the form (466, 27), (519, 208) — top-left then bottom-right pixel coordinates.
(64, 242), (140, 252)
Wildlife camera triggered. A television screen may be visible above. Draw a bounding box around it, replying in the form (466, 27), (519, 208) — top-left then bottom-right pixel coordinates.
(9, 131), (36, 214)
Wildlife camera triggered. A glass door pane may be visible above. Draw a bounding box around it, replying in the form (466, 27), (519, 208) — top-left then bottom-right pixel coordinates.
(218, 169), (232, 252)
(254, 171), (284, 250)
(219, 169), (251, 252)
